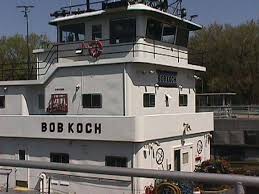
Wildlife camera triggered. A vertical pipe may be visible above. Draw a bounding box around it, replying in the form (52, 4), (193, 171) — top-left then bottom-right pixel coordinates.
(153, 40), (155, 59)
(26, 10), (30, 80)
(48, 177), (51, 194)
(6, 174), (9, 192)
(56, 26), (59, 63)
(122, 63), (126, 116)
(178, 46), (180, 62)
(86, 0), (90, 11)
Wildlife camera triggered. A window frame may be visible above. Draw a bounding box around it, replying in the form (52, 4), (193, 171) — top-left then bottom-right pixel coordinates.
(59, 23), (85, 43)
(92, 24), (102, 40)
(110, 18), (136, 44)
(143, 93), (156, 108)
(19, 150), (26, 160)
(179, 94), (188, 106)
(146, 18), (178, 44)
(175, 27), (189, 48)
(0, 95), (5, 109)
(105, 156), (128, 167)
(244, 131), (259, 145)
(50, 153), (69, 163)
(82, 93), (102, 109)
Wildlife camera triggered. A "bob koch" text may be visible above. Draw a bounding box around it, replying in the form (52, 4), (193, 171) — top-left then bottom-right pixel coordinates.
(41, 122), (101, 134)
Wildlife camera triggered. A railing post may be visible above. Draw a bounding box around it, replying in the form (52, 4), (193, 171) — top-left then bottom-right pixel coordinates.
(153, 40), (155, 59)
(133, 40), (135, 58)
(1, 63), (3, 80)
(48, 177), (51, 194)
(6, 174), (9, 192)
(178, 46), (180, 63)
(56, 44), (59, 63)
(235, 182), (245, 194)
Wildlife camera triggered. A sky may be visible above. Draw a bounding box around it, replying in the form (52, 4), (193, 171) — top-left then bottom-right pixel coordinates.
(0, 0), (258, 41)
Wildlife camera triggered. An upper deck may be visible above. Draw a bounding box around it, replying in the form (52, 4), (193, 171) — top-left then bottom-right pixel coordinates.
(0, 1), (205, 83)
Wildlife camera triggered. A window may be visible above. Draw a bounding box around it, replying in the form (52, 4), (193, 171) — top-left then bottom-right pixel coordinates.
(143, 93), (155, 107)
(38, 94), (45, 110)
(146, 19), (177, 44)
(92, 25), (102, 40)
(105, 156), (127, 167)
(175, 27), (189, 47)
(19, 150), (26, 160)
(182, 152), (189, 164)
(179, 94), (188, 106)
(60, 23), (85, 42)
(244, 131), (259, 145)
(82, 94), (102, 108)
(110, 18), (136, 44)
(0, 96), (5, 108)
(50, 153), (69, 163)
(162, 25), (176, 44)
(146, 19), (162, 41)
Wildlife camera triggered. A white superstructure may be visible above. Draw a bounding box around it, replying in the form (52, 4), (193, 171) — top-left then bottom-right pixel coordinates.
(0, 1), (213, 193)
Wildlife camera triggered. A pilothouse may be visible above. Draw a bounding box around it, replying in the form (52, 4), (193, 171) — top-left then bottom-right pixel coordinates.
(0, 0), (213, 193)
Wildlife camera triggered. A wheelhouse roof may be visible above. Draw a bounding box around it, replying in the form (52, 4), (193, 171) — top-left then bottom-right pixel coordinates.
(49, 4), (202, 31)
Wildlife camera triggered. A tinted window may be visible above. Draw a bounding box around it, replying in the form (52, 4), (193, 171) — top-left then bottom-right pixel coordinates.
(143, 93), (155, 107)
(146, 19), (162, 41)
(162, 25), (176, 43)
(60, 23), (85, 42)
(110, 18), (136, 44)
(175, 27), (189, 47)
(179, 94), (188, 106)
(244, 131), (259, 145)
(92, 24), (102, 40)
(105, 156), (127, 167)
(82, 94), (102, 108)
(0, 96), (5, 108)
(19, 150), (26, 160)
(50, 153), (69, 163)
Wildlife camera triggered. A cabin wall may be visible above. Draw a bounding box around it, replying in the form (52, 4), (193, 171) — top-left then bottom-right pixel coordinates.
(0, 132), (210, 194)
(134, 133), (211, 191)
(0, 138), (133, 194)
(0, 64), (125, 116)
(126, 63), (196, 116)
(45, 64), (124, 115)
(0, 86), (44, 115)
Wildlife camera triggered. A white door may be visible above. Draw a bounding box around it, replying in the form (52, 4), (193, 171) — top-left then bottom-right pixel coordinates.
(173, 144), (193, 172)
(16, 149), (29, 187)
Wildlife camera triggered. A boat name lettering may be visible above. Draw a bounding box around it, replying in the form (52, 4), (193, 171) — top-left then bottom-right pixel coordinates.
(41, 122), (102, 134)
(157, 70), (177, 87)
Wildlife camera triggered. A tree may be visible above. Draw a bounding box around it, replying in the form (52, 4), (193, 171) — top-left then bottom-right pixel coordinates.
(0, 33), (50, 80)
(189, 21), (259, 104)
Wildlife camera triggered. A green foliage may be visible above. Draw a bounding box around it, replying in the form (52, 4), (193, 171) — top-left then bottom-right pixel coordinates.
(189, 20), (259, 104)
(0, 33), (50, 80)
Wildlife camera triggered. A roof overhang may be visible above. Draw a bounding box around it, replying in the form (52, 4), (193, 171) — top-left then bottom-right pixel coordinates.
(49, 4), (202, 31)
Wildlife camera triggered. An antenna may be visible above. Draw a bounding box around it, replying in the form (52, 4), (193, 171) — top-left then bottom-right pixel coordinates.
(17, 5), (34, 79)
(168, 0), (187, 18)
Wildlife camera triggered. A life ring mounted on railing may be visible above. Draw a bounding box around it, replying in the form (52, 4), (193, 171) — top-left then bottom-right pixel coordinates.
(88, 40), (103, 58)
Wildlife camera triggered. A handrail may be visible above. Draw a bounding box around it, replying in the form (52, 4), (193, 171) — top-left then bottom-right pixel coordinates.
(0, 37), (205, 80)
(0, 159), (253, 193)
(196, 105), (259, 118)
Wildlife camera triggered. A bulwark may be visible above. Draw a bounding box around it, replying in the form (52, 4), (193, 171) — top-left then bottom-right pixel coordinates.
(41, 122), (102, 134)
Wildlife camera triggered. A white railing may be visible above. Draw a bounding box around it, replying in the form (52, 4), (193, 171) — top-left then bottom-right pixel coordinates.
(197, 105), (259, 119)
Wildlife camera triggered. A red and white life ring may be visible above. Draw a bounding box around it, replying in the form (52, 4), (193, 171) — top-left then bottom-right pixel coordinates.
(88, 40), (103, 58)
